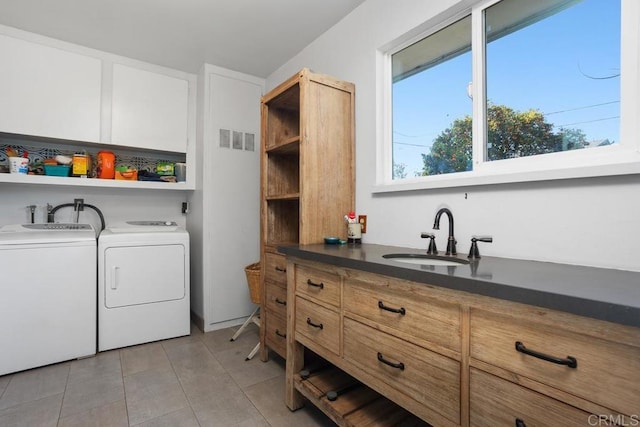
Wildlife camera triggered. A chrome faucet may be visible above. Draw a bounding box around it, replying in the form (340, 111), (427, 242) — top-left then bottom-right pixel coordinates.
(433, 207), (456, 255)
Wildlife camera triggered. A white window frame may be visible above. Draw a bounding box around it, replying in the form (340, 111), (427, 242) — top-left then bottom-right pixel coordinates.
(375, 0), (640, 193)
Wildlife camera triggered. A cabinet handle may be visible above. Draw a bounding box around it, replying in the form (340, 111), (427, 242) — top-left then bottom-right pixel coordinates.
(306, 318), (324, 329)
(377, 352), (405, 370)
(275, 329), (286, 338)
(515, 341), (577, 369)
(306, 279), (324, 289)
(378, 300), (406, 315)
(275, 297), (287, 306)
(275, 266), (286, 273)
(515, 418), (526, 427)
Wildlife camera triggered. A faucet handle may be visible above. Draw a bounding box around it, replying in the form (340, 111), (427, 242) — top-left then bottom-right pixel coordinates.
(421, 232), (438, 255)
(468, 236), (493, 260)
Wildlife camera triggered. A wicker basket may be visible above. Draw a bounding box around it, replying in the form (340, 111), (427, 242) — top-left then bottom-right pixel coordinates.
(244, 262), (261, 305)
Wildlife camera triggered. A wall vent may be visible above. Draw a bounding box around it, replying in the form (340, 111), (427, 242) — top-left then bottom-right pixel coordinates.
(219, 129), (231, 148)
(232, 131), (243, 150)
(244, 133), (255, 151)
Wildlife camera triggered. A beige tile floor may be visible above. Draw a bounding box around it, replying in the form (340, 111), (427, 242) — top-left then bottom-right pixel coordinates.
(0, 323), (335, 427)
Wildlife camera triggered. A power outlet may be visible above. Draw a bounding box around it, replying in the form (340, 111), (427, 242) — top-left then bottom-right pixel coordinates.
(358, 215), (367, 233)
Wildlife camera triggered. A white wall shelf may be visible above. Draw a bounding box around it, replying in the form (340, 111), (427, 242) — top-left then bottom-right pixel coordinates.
(1, 131), (193, 190)
(0, 173), (193, 190)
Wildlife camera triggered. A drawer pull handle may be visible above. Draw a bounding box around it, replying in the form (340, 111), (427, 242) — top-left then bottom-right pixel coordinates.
(515, 418), (526, 427)
(377, 352), (405, 370)
(306, 279), (324, 289)
(275, 297), (287, 306)
(378, 300), (406, 315)
(275, 329), (286, 338)
(306, 318), (324, 329)
(515, 341), (577, 369)
(275, 266), (286, 273)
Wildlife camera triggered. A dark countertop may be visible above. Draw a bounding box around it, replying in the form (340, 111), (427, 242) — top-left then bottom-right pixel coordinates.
(278, 243), (640, 329)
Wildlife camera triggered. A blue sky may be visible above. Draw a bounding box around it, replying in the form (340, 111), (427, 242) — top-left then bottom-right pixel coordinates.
(392, 0), (620, 177)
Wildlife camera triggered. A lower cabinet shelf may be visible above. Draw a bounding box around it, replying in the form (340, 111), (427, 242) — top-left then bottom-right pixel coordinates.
(294, 363), (430, 427)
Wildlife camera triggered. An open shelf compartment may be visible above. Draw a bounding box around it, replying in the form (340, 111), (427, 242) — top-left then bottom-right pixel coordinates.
(266, 151), (299, 198)
(266, 199), (299, 246)
(264, 83), (300, 151)
(294, 362), (430, 427)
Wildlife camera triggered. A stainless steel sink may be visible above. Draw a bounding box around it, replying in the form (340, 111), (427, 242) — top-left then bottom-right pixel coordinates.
(382, 253), (470, 266)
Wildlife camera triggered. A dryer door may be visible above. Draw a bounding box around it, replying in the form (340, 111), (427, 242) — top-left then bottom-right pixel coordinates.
(104, 244), (185, 308)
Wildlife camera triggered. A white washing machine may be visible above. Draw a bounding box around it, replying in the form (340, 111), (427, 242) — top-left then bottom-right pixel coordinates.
(0, 223), (97, 376)
(98, 221), (190, 351)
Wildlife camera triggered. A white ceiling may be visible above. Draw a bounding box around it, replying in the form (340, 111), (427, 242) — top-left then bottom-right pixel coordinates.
(0, 0), (366, 77)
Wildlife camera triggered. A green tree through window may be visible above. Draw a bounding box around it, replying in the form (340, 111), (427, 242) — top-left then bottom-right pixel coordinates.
(421, 104), (587, 176)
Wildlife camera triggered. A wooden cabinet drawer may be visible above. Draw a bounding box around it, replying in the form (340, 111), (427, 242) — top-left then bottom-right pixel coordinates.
(470, 368), (592, 426)
(343, 318), (460, 425)
(265, 281), (287, 316)
(295, 296), (340, 355)
(265, 310), (287, 358)
(295, 264), (340, 307)
(264, 252), (287, 287)
(470, 308), (640, 415)
(344, 278), (460, 353)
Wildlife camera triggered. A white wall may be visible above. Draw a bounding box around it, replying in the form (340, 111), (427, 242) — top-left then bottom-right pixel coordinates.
(0, 186), (188, 234)
(266, 0), (640, 272)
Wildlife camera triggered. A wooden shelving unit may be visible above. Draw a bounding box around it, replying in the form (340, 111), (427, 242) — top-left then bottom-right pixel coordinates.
(259, 68), (355, 361)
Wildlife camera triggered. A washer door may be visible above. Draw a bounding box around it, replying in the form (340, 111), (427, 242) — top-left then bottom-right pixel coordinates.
(104, 244), (185, 308)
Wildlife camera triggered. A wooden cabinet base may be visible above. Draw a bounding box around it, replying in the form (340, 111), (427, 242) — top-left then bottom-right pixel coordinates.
(285, 257), (639, 427)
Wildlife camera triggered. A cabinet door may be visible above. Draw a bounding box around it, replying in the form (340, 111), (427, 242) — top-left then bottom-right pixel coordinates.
(0, 34), (101, 142)
(295, 296), (341, 356)
(470, 368), (593, 426)
(470, 308), (640, 416)
(111, 64), (189, 152)
(344, 278), (461, 353)
(343, 317), (461, 425)
(265, 309), (287, 358)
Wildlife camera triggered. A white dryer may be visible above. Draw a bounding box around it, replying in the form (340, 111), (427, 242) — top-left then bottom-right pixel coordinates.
(0, 223), (96, 376)
(98, 221), (190, 351)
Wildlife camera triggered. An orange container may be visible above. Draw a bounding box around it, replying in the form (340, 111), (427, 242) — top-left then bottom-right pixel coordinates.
(115, 170), (138, 180)
(96, 151), (115, 179)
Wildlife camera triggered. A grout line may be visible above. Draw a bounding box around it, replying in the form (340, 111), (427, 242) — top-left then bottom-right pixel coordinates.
(55, 361), (72, 424)
(191, 324), (270, 426)
(0, 374), (14, 402)
(162, 333), (204, 427)
(118, 349), (132, 427)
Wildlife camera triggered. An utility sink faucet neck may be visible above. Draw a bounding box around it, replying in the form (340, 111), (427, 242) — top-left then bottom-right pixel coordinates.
(433, 208), (456, 256)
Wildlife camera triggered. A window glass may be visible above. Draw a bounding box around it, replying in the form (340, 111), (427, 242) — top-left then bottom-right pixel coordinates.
(484, 0), (620, 161)
(392, 15), (472, 179)
(386, 0), (625, 187)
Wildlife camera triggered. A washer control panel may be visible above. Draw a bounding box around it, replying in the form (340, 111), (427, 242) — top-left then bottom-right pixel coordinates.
(22, 223), (93, 230)
(126, 221), (177, 227)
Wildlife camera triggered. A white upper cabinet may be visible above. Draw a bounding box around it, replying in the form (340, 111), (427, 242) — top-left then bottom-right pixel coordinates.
(0, 33), (102, 142)
(111, 64), (189, 153)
